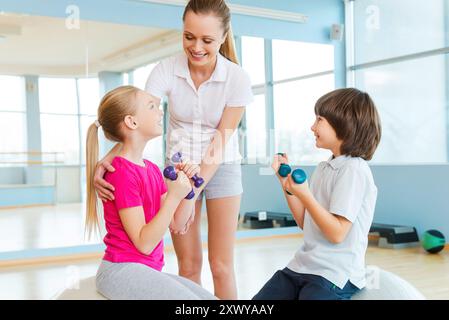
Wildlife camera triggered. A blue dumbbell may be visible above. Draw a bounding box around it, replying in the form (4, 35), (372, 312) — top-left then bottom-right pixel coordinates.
(275, 153), (307, 195)
(163, 166), (195, 200)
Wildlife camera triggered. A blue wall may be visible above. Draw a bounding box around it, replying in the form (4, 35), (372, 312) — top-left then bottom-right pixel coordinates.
(241, 164), (449, 240)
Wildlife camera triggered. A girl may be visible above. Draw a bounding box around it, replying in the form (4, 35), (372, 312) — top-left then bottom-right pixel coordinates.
(253, 88), (382, 300)
(93, 0), (253, 299)
(85, 85), (216, 300)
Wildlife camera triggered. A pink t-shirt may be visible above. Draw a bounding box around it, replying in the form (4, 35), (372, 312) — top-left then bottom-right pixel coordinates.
(102, 156), (168, 271)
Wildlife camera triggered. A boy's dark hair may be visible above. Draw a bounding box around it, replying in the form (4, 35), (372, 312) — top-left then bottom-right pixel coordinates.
(314, 88), (381, 160)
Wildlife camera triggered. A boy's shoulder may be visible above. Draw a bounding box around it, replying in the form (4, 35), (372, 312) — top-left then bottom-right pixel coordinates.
(339, 157), (375, 185)
(318, 156), (372, 179)
(343, 156), (368, 169)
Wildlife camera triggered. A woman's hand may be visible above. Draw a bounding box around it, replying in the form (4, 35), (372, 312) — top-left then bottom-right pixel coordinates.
(94, 160), (116, 201)
(171, 208), (196, 235)
(176, 159), (200, 179)
(169, 198), (195, 235)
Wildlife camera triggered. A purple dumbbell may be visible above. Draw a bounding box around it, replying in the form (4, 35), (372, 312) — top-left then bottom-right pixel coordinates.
(163, 166), (195, 200)
(171, 152), (204, 188)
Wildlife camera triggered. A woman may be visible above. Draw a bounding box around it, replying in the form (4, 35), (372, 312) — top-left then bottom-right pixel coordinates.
(94, 0), (253, 299)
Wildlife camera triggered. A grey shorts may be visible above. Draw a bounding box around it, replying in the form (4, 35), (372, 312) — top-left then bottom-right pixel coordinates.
(197, 163), (243, 200)
(165, 159), (243, 200)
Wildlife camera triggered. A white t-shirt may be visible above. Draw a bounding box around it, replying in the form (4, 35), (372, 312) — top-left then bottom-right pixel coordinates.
(145, 53), (253, 164)
(287, 155), (377, 289)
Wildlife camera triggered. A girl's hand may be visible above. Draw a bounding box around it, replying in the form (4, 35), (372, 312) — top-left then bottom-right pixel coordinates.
(285, 173), (310, 200)
(176, 159), (200, 179)
(166, 171), (192, 201)
(94, 160), (116, 201)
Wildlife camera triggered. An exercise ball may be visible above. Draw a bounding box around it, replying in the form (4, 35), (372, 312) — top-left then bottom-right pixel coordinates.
(421, 229), (446, 254)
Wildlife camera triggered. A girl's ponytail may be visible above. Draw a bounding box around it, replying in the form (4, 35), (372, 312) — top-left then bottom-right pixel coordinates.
(85, 122), (100, 238)
(84, 85), (140, 239)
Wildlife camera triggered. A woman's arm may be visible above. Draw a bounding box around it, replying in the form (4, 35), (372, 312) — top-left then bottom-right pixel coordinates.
(168, 107), (245, 234)
(196, 106), (245, 194)
(94, 143), (122, 201)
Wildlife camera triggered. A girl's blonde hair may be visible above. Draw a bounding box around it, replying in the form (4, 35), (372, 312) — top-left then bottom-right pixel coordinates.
(85, 85), (141, 238)
(183, 0), (239, 64)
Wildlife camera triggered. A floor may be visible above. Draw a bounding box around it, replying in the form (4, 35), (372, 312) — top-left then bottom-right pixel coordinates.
(0, 204), (448, 300)
(0, 203), (251, 253)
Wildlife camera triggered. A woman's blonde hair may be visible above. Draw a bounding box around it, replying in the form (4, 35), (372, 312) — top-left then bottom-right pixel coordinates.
(183, 0), (239, 64)
(85, 85), (141, 238)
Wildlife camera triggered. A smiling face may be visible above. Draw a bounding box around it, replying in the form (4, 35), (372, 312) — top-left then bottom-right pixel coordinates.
(133, 90), (163, 139)
(182, 11), (226, 69)
(311, 115), (343, 156)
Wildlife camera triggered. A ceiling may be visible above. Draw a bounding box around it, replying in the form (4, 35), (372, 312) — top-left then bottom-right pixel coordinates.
(0, 12), (182, 76)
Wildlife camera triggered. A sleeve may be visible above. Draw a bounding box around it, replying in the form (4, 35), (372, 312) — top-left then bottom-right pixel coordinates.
(329, 165), (366, 223)
(145, 60), (171, 99)
(109, 170), (143, 211)
(151, 163), (168, 195)
(226, 68), (254, 107)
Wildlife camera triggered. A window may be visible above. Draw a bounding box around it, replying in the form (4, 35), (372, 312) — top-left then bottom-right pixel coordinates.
(355, 56), (447, 163)
(353, 0), (446, 65)
(349, 0), (449, 163)
(0, 76), (26, 112)
(0, 76), (27, 154)
(133, 63), (157, 90)
(242, 36), (265, 85)
(78, 78), (100, 116)
(78, 78), (100, 165)
(273, 75), (335, 164)
(39, 78), (79, 164)
(272, 40), (335, 164)
(245, 94), (266, 162)
(272, 40), (334, 81)
(132, 63), (164, 167)
(39, 78), (78, 114)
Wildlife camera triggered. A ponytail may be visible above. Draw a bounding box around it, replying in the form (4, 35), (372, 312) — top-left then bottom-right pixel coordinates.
(85, 122), (100, 239)
(220, 26), (239, 64)
(84, 85), (140, 239)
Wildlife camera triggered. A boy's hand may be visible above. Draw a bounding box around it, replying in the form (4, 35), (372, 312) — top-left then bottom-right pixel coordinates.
(285, 174), (310, 200)
(272, 153), (289, 180)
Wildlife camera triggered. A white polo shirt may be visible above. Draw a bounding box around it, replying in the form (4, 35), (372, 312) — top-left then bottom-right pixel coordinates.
(145, 53), (253, 164)
(287, 155), (378, 289)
